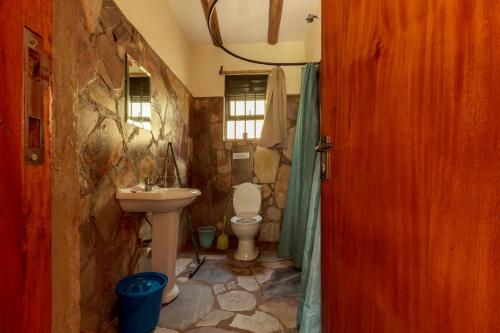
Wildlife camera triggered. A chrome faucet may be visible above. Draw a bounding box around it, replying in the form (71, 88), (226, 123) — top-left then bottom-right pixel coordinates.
(144, 177), (155, 192)
(144, 175), (167, 192)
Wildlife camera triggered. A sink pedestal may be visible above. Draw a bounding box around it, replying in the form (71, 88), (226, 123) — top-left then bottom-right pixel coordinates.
(116, 186), (201, 304)
(151, 211), (181, 304)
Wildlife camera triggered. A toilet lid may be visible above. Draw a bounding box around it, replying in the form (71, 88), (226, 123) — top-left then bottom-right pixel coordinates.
(233, 183), (261, 217)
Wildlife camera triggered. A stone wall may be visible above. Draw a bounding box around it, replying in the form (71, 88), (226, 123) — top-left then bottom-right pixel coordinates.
(76, 0), (191, 332)
(190, 96), (299, 242)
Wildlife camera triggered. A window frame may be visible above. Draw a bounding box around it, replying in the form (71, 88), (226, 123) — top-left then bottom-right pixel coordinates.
(223, 74), (268, 141)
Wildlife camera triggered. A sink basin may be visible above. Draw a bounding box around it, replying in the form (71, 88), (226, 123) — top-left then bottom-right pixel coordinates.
(117, 186), (201, 212)
(116, 185), (201, 304)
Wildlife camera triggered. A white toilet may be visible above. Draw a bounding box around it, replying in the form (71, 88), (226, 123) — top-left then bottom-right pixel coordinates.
(231, 183), (263, 261)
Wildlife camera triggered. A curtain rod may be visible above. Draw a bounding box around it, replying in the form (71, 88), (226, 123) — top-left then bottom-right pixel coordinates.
(219, 66), (272, 75)
(208, 0), (319, 67)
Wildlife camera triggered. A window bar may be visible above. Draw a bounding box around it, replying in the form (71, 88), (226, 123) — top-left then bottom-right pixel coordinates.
(140, 94), (143, 124)
(244, 94), (247, 140)
(254, 94), (257, 139)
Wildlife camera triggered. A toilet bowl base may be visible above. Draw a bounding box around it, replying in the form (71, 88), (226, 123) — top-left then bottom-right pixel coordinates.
(234, 240), (259, 261)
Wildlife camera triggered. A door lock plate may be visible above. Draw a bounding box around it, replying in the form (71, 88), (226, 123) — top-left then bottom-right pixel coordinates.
(24, 27), (49, 165)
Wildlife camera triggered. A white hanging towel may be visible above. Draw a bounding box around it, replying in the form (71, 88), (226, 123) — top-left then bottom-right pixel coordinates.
(260, 67), (288, 148)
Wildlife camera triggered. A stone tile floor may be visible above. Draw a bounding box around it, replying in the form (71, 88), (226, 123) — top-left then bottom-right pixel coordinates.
(155, 244), (300, 333)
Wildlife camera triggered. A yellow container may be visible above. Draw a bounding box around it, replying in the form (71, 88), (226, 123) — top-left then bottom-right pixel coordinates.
(216, 215), (229, 250)
(216, 234), (229, 250)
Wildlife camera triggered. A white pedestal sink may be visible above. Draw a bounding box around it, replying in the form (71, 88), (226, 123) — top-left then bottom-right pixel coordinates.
(116, 185), (201, 303)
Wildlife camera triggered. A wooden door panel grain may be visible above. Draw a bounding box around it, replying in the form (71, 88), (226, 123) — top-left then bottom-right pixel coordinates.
(0, 1), (26, 330)
(321, 1), (500, 332)
(0, 1), (52, 332)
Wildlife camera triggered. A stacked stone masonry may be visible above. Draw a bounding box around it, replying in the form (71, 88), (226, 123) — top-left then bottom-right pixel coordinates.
(77, 0), (192, 332)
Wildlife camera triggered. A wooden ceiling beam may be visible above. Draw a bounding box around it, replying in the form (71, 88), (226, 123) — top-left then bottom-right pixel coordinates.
(200, 0), (223, 46)
(268, 0), (283, 45)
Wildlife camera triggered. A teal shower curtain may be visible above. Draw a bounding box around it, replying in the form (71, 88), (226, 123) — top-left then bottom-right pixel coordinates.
(278, 63), (321, 332)
(279, 63), (319, 268)
(297, 154), (321, 332)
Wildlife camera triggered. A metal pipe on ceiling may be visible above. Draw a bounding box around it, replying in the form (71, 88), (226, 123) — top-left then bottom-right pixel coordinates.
(207, 0), (318, 67)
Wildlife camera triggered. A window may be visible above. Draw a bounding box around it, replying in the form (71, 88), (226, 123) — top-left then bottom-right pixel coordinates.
(126, 54), (152, 130)
(224, 75), (268, 140)
(127, 76), (152, 130)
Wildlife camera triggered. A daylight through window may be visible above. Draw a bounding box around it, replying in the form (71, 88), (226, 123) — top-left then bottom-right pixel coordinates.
(224, 75), (268, 140)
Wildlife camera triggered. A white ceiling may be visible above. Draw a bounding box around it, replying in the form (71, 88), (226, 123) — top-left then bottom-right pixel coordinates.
(168, 0), (320, 44)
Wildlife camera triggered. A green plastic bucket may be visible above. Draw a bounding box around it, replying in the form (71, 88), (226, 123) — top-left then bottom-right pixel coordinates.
(199, 226), (216, 248)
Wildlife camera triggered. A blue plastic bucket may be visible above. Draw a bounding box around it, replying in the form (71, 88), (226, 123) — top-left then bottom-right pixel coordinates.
(115, 272), (168, 333)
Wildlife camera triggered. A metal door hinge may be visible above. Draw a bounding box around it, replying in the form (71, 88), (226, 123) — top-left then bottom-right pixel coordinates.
(315, 136), (332, 180)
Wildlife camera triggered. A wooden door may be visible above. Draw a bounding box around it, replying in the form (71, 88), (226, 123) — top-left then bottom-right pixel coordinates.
(321, 1), (500, 332)
(0, 1), (52, 332)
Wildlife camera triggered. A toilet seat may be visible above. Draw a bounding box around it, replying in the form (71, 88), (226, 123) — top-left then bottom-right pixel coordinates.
(230, 215), (263, 224)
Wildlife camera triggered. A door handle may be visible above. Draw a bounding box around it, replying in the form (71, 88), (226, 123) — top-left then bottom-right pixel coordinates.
(315, 140), (332, 152)
(315, 136), (332, 180)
